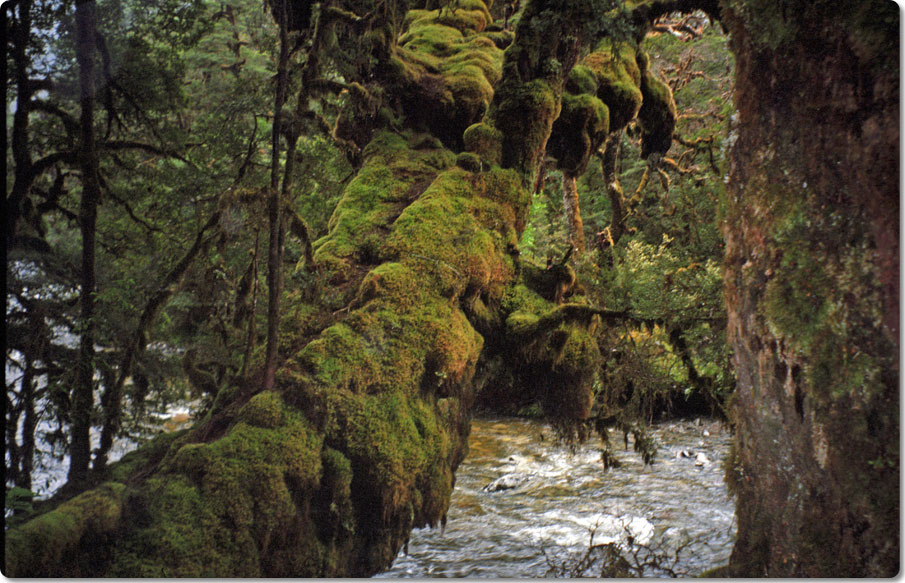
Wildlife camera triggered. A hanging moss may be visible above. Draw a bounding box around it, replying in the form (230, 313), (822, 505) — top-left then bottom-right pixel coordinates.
(548, 91), (610, 174)
(582, 41), (643, 131)
(491, 77), (560, 171)
(637, 68), (677, 158)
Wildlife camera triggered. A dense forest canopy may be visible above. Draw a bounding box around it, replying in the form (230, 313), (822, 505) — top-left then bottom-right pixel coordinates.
(4, 0), (898, 577)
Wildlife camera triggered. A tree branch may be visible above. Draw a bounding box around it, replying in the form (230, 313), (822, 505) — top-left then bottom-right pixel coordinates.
(95, 208), (222, 470)
(30, 100), (79, 141)
(105, 189), (162, 234)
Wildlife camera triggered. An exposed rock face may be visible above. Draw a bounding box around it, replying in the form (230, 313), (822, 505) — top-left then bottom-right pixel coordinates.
(721, 0), (898, 576)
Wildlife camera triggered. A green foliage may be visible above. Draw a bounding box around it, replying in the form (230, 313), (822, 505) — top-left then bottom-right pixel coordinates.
(517, 21), (735, 426)
(7, 0), (737, 576)
(5, 487), (36, 528)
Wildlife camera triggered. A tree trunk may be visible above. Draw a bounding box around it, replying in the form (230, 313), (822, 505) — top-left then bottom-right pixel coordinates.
(598, 133), (626, 249)
(561, 173), (586, 256)
(263, 0), (290, 391)
(7, 0), (33, 242)
(721, 0), (898, 576)
(3, 0), (743, 576)
(20, 357), (38, 490)
(68, 0), (102, 488)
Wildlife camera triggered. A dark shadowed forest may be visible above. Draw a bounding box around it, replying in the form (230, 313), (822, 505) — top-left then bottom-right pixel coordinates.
(4, 0), (898, 577)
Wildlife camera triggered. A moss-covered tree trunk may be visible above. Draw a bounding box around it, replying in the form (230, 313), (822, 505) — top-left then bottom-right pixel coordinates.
(721, 0), (898, 576)
(3, 0), (690, 576)
(4, 0), (589, 576)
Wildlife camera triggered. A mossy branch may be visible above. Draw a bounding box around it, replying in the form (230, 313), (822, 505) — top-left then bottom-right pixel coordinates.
(510, 302), (662, 339)
(286, 205), (315, 269)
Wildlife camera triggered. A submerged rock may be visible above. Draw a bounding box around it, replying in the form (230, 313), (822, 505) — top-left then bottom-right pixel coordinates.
(482, 472), (533, 492)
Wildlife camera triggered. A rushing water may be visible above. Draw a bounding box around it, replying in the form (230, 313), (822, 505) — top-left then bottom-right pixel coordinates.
(377, 417), (736, 578)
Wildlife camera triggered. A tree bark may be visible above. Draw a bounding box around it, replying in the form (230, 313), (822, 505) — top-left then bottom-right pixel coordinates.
(597, 133), (626, 249)
(68, 0), (102, 488)
(721, 0), (898, 576)
(263, 0), (290, 391)
(7, 0), (34, 242)
(20, 356), (38, 490)
(561, 172), (586, 256)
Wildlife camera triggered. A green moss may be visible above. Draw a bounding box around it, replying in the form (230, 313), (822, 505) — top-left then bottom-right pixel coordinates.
(106, 394), (324, 576)
(492, 77), (559, 171)
(566, 64), (599, 95)
(107, 429), (187, 483)
(761, 195), (887, 403)
(384, 167), (520, 297)
(582, 41), (643, 131)
(637, 69), (677, 158)
(312, 131), (455, 277)
(403, 0), (493, 36)
(5, 482), (126, 576)
(391, 1), (503, 143)
(483, 29), (515, 49)
(456, 151), (483, 171)
(316, 447), (355, 540)
(541, 323), (599, 420)
(238, 390), (286, 428)
(463, 122), (503, 165)
(502, 282), (553, 318)
(548, 91), (610, 174)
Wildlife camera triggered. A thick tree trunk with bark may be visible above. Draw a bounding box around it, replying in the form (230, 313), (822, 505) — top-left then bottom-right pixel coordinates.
(721, 0), (898, 576)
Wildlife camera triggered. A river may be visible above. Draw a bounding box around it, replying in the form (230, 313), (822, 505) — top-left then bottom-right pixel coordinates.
(377, 417), (736, 577)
